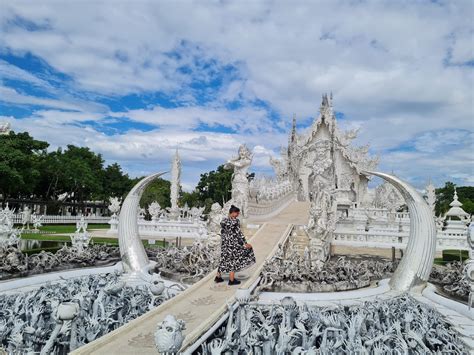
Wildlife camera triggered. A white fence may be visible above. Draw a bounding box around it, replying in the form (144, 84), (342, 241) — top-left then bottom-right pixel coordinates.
(12, 214), (110, 225)
(332, 229), (469, 252)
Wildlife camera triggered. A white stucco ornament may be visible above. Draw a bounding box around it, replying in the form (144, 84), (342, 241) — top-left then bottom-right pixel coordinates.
(225, 144), (253, 217)
(155, 314), (185, 354)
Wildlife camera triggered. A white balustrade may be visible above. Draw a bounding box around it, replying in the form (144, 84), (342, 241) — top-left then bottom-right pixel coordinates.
(247, 178), (295, 218)
(332, 229), (469, 251)
(108, 216), (207, 239)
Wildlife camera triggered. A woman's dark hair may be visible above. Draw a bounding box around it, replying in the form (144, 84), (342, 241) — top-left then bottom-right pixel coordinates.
(229, 205), (240, 214)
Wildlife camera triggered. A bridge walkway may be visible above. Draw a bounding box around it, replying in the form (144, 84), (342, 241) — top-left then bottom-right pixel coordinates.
(72, 201), (309, 354)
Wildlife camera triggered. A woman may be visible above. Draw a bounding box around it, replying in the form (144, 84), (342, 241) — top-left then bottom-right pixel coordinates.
(215, 205), (256, 285)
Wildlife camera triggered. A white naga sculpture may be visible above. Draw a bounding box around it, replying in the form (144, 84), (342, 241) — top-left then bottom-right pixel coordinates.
(225, 144), (253, 217)
(118, 172), (166, 286)
(169, 149), (182, 220)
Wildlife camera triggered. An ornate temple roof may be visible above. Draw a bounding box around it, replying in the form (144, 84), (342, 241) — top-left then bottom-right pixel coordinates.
(288, 94), (378, 174)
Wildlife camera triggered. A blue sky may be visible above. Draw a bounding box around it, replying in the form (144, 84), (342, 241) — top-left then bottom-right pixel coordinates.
(0, 1), (473, 190)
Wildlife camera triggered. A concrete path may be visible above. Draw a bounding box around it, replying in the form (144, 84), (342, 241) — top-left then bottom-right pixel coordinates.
(72, 201), (309, 354)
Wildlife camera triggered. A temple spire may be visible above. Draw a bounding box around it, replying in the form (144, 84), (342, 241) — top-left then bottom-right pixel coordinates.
(170, 148), (181, 218)
(319, 93), (335, 125)
(289, 114), (297, 144)
(425, 179), (436, 215)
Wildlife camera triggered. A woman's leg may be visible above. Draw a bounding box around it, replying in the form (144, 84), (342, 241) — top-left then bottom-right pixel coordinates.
(229, 271), (235, 281)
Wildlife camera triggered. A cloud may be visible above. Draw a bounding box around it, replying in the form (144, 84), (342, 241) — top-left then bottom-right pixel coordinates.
(0, 0), (472, 188)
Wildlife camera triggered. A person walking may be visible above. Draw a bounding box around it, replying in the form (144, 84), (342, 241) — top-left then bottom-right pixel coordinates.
(215, 205), (256, 285)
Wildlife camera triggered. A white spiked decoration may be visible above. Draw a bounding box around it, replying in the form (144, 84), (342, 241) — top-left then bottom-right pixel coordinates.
(364, 171), (437, 292)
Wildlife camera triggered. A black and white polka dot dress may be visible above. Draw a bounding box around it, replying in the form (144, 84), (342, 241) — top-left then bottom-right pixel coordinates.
(218, 217), (256, 273)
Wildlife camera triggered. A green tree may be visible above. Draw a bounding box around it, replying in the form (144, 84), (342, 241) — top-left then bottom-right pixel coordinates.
(55, 145), (105, 207)
(140, 178), (171, 209)
(102, 163), (132, 200)
(196, 164), (233, 206)
(0, 132), (48, 202)
(180, 190), (201, 208)
(435, 182), (474, 216)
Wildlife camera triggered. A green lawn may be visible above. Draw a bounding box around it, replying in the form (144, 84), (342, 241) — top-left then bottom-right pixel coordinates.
(33, 224), (110, 234)
(434, 249), (468, 265)
(20, 232), (166, 248)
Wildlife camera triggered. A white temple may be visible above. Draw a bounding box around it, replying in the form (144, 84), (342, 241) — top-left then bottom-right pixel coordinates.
(283, 94), (378, 207)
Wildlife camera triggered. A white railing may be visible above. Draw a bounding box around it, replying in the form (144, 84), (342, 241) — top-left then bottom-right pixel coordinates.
(247, 177), (295, 219)
(247, 191), (296, 219)
(12, 214), (110, 225)
(332, 229), (469, 251)
(108, 217), (207, 239)
(349, 206), (410, 220)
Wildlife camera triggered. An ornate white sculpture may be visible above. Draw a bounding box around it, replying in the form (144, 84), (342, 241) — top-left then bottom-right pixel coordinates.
(0, 204), (21, 247)
(0, 272), (180, 353)
(70, 216), (91, 253)
(198, 295), (466, 353)
(269, 150), (289, 182)
(373, 180), (405, 211)
(108, 196), (121, 215)
(21, 206), (32, 229)
(31, 213), (43, 231)
(169, 149), (182, 220)
(155, 314), (185, 353)
(107, 197), (121, 235)
(224, 144), (253, 217)
(207, 202), (222, 248)
(148, 201), (162, 221)
(304, 180), (337, 264)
